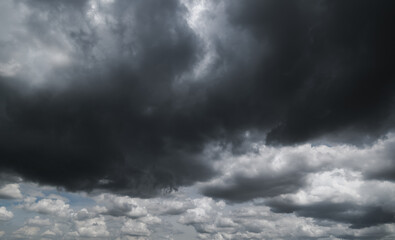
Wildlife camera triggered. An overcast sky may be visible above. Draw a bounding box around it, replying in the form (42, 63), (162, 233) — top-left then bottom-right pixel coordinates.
(0, 0), (395, 239)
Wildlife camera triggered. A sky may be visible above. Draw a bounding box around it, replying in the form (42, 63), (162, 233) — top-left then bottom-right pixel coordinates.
(0, 0), (395, 239)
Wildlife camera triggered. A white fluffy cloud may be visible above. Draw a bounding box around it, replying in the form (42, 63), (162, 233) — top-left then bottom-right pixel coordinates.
(139, 214), (162, 225)
(95, 194), (148, 218)
(21, 197), (72, 217)
(1, 178), (395, 239)
(179, 197), (219, 225)
(275, 168), (395, 209)
(0, 183), (23, 199)
(121, 219), (150, 237)
(74, 216), (110, 238)
(0, 206), (13, 221)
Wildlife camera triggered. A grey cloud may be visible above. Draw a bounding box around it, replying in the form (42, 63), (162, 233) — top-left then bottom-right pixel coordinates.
(268, 200), (395, 229)
(74, 216), (110, 238)
(222, 0), (395, 146)
(196, 136), (395, 232)
(2, 180), (395, 239)
(26, 216), (51, 226)
(0, 1), (394, 196)
(0, 2), (394, 231)
(121, 219), (150, 237)
(202, 172), (307, 203)
(0, 0), (216, 196)
(148, 198), (194, 216)
(13, 226), (40, 238)
(364, 139), (395, 182)
(0, 183), (22, 199)
(199, 143), (324, 202)
(95, 194), (147, 218)
(200, 133), (395, 202)
(180, 199), (381, 240)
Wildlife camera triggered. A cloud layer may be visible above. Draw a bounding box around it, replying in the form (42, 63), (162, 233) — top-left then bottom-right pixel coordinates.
(0, 0), (395, 239)
(0, 0), (394, 195)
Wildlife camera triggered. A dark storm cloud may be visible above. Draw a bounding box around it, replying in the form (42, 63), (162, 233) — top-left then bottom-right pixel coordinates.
(0, 0), (215, 196)
(223, 0), (395, 145)
(268, 200), (395, 229)
(1, 0), (395, 198)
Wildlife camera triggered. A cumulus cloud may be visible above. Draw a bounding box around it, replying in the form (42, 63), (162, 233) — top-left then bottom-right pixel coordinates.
(21, 196), (72, 217)
(73, 208), (98, 221)
(2, 180), (395, 239)
(200, 133), (395, 202)
(0, 183), (22, 199)
(266, 169), (395, 229)
(121, 219), (150, 237)
(176, 197), (333, 239)
(178, 197), (227, 234)
(174, 197), (395, 240)
(74, 216), (110, 238)
(95, 194), (148, 218)
(139, 215), (162, 225)
(0, 206), (13, 221)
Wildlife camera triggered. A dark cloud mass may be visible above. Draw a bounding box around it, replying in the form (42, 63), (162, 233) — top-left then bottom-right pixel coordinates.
(202, 172), (306, 202)
(0, 0), (212, 195)
(1, 0), (395, 214)
(268, 200), (395, 229)
(226, 0), (395, 144)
